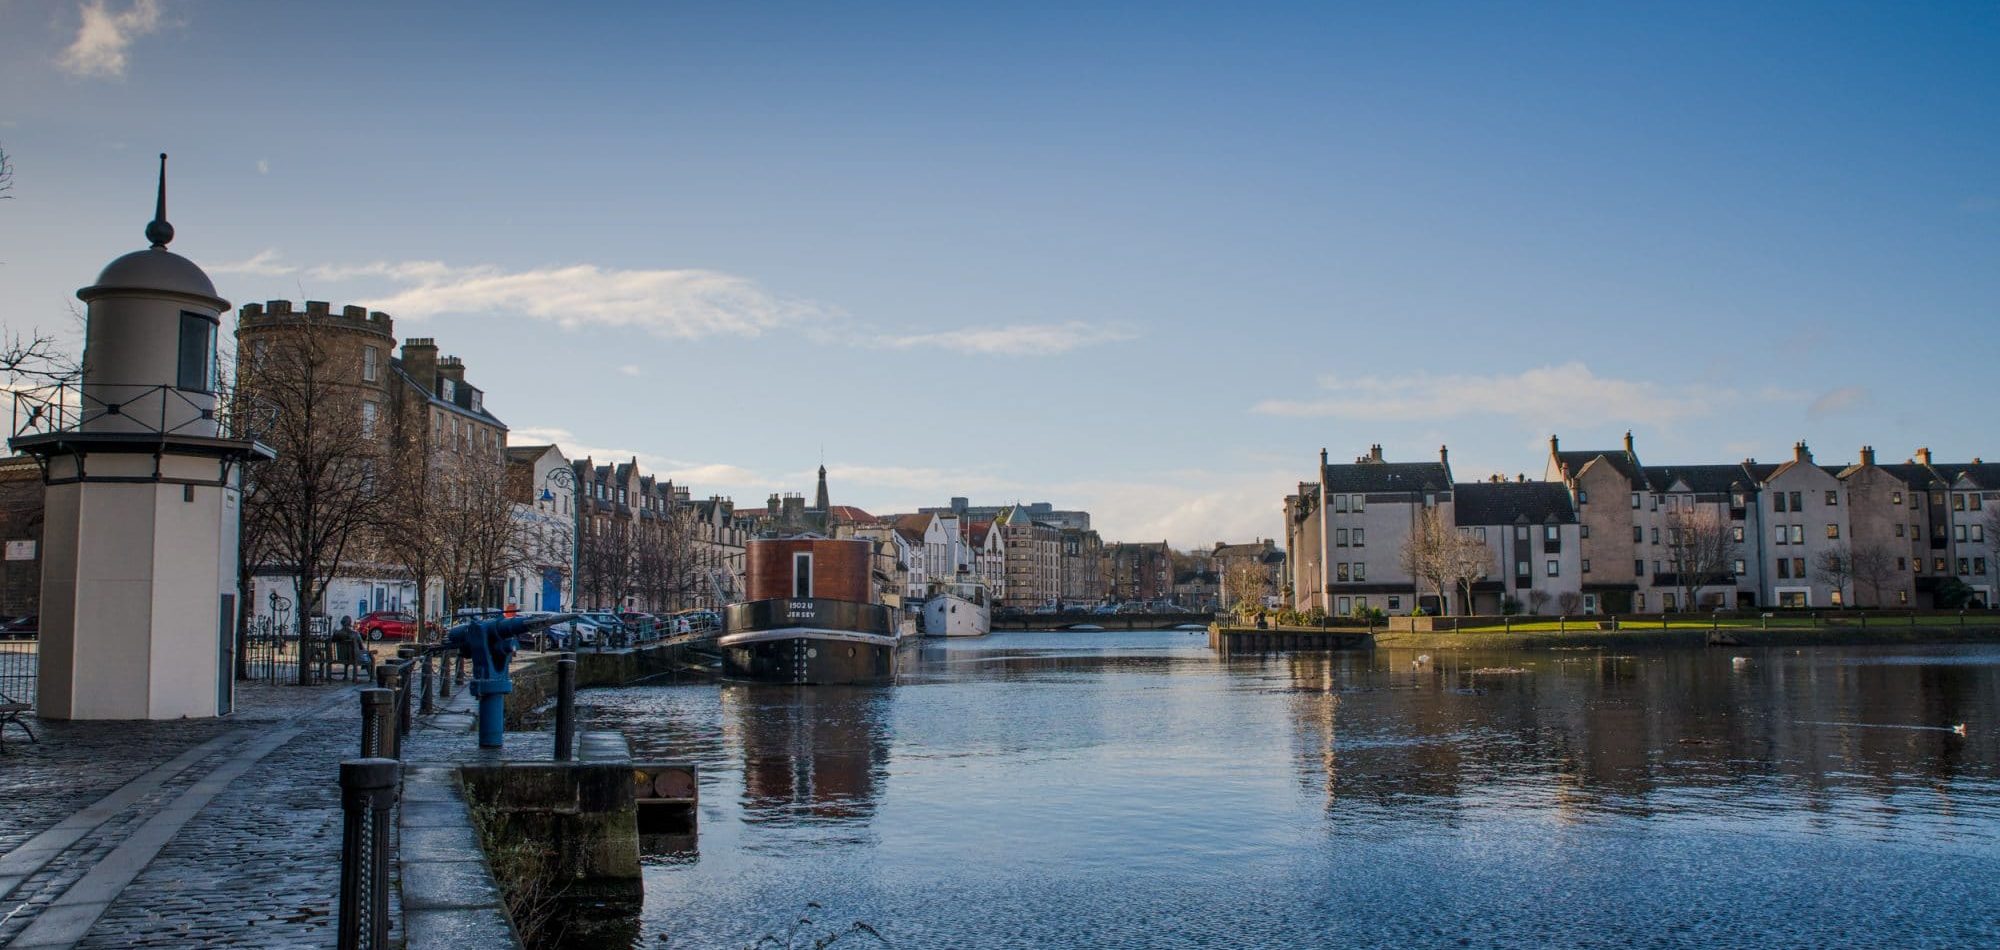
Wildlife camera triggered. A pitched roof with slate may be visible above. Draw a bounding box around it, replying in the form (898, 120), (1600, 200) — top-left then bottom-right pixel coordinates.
(1452, 481), (1578, 526)
(1642, 464), (1755, 496)
(1321, 461), (1452, 494)
(824, 505), (877, 524)
(1553, 449), (1645, 487)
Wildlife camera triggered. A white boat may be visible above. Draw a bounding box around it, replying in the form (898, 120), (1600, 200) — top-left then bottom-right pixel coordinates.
(922, 579), (992, 637)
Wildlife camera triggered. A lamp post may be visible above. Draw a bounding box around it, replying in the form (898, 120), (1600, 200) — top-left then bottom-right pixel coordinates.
(540, 464), (581, 612)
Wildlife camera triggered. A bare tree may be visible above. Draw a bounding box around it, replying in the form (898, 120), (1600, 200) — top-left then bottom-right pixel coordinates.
(579, 514), (635, 612)
(1222, 560), (1269, 616)
(1557, 591), (1583, 615)
(434, 455), (528, 617)
(235, 313), (387, 683)
(1400, 508), (1488, 615)
(1813, 544), (1856, 608)
(0, 144), (11, 200)
(1526, 589), (1552, 615)
(379, 422), (449, 640)
(1849, 543), (1896, 608)
(1398, 508), (1452, 614)
(1664, 508), (1740, 611)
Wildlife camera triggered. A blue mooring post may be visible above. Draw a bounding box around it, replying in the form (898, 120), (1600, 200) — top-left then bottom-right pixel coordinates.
(441, 613), (574, 750)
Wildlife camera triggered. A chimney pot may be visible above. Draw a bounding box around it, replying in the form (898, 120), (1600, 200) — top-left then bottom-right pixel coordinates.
(1917, 447), (1932, 465)
(1860, 445), (1876, 466)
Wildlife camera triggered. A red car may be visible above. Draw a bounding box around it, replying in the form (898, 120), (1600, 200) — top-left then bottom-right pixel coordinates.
(357, 611), (418, 642)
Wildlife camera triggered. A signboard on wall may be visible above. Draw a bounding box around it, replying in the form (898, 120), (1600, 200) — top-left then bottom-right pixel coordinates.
(4, 540), (34, 561)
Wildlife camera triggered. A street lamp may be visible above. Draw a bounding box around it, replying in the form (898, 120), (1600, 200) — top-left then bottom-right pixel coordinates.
(541, 464), (582, 612)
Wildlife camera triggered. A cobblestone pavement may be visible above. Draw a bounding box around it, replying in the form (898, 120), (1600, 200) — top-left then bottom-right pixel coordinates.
(0, 678), (374, 948)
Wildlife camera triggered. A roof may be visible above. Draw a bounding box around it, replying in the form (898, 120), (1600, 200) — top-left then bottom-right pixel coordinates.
(83, 247), (225, 308)
(1642, 464), (1754, 495)
(1452, 481), (1577, 525)
(893, 512), (933, 542)
(966, 521), (992, 545)
(1322, 461), (1452, 494)
(824, 505), (877, 523)
(1553, 449), (1644, 487)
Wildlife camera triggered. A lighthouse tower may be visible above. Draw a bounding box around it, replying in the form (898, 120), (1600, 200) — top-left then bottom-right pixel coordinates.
(9, 156), (273, 720)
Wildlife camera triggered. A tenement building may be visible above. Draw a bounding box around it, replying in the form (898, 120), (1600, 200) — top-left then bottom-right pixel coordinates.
(1287, 437), (2000, 615)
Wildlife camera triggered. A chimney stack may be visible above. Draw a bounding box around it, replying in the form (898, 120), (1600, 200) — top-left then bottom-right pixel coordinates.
(1320, 447), (1329, 468)
(1917, 447), (1933, 465)
(1860, 445), (1876, 466)
(1794, 441), (1812, 463)
(1369, 444), (1383, 462)
(1439, 444), (1450, 469)
(401, 338), (439, 394)
(1549, 434), (1559, 455)
(1623, 431), (1635, 455)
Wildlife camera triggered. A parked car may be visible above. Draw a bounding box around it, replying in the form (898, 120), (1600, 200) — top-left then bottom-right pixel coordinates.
(0, 614), (37, 640)
(545, 619), (600, 650)
(672, 609), (722, 634)
(357, 611), (417, 642)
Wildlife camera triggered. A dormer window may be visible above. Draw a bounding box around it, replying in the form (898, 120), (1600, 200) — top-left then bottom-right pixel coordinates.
(440, 378), (457, 402)
(470, 390), (483, 412)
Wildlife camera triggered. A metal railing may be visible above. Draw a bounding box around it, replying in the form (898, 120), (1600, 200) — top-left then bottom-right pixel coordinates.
(0, 640), (35, 706)
(8, 381), (271, 441)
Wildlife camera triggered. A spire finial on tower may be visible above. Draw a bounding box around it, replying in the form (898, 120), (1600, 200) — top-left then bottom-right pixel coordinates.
(145, 153), (174, 249)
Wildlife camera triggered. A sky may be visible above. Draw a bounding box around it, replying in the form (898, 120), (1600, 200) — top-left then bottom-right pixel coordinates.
(1, 1), (1996, 547)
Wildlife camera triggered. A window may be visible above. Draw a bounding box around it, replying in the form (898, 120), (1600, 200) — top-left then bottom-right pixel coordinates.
(1790, 525), (1804, 544)
(1895, 524), (1905, 538)
(1954, 494), (1966, 512)
(1955, 525), (1967, 543)
(1793, 558), (1805, 577)
(1655, 560), (1664, 574)
(1650, 528), (1659, 545)
(1582, 558), (1592, 573)
(1544, 525), (1559, 542)
(1580, 525), (1591, 539)
(1578, 490), (1589, 504)
(1631, 493), (1641, 509)
(175, 312), (215, 392)
(1936, 557), (1948, 573)
(1734, 559), (1746, 576)
(1977, 558), (1988, 576)
(1732, 526), (1745, 543)
(1912, 524), (1922, 540)
(1335, 495), (1348, 513)
(1356, 596), (1368, 610)
(793, 552), (813, 598)
(1898, 590), (1909, 605)
(441, 378), (457, 402)
(1974, 494), (1985, 511)
(1774, 493), (1789, 513)
(1336, 528), (1348, 547)
(1652, 495), (1661, 511)
(1352, 495), (1365, 512)
(1336, 563), (1350, 582)
(1976, 525), (1987, 542)
(1778, 559), (1790, 579)
(1388, 596), (1401, 610)
(1826, 524), (1840, 540)
(1515, 525), (1529, 542)
(1732, 492), (1747, 508)
(1353, 528), (1365, 547)
(1789, 491), (1802, 511)
(360, 401), (378, 439)
(1546, 560), (1559, 577)
(1892, 491), (1904, 505)
(1896, 557), (1906, 571)
(1353, 563), (1366, 581)
(1516, 560), (1530, 577)
(1636, 593), (1646, 611)
(1475, 527), (1486, 542)
(1634, 559), (1645, 577)
(1958, 558), (1970, 576)
(1633, 526), (1644, 542)
(1826, 491), (1839, 506)
(362, 345), (379, 382)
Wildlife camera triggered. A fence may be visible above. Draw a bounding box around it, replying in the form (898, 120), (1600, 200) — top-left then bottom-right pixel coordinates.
(0, 640), (34, 706)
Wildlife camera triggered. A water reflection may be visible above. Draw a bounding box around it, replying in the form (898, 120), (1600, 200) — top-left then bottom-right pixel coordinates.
(722, 684), (891, 825)
(1271, 646), (2000, 838)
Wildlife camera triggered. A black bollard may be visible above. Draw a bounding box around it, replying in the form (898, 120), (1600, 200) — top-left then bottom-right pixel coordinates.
(397, 663), (413, 739)
(419, 653), (435, 715)
(359, 688), (396, 759)
(337, 758), (398, 950)
(554, 654), (577, 761)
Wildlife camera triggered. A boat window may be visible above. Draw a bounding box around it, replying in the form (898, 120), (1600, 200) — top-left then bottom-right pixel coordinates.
(793, 552), (813, 598)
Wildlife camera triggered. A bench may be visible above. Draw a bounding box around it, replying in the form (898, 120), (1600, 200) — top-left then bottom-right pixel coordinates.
(0, 693), (34, 752)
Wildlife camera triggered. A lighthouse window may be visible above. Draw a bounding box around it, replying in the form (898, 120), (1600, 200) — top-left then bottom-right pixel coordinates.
(176, 312), (215, 392)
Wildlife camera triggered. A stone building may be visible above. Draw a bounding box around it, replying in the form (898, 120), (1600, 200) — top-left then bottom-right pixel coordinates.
(502, 444), (575, 612)
(236, 302), (508, 625)
(1212, 538), (1285, 609)
(0, 456), (41, 618)
(1287, 445), (1457, 616)
(1450, 479), (1582, 615)
(1059, 526), (1103, 605)
(1103, 540), (1176, 604)
(999, 506), (1061, 609)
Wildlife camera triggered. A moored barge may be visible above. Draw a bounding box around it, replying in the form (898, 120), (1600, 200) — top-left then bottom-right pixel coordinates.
(720, 537), (904, 684)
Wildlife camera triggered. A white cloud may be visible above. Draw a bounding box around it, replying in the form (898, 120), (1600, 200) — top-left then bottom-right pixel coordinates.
(211, 248), (296, 276)
(872, 321), (1135, 356)
(307, 260), (831, 341)
(255, 158), (269, 175)
(59, 0), (163, 79)
(1251, 362), (1786, 428)
(1807, 385), (1868, 420)
(615, 364), (642, 377)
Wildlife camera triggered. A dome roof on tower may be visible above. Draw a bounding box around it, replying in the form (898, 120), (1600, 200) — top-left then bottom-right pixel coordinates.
(83, 247), (223, 304)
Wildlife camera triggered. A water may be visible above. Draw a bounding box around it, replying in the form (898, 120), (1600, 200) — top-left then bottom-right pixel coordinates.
(581, 631), (2000, 948)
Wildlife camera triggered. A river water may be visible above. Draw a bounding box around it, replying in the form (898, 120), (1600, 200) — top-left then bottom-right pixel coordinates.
(580, 630), (2000, 948)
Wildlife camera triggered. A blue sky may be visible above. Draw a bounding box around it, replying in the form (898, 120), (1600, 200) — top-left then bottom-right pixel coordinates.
(2, 1), (1996, 545)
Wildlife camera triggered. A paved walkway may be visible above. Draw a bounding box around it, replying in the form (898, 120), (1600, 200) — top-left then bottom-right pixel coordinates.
(0, 678), (385, 948)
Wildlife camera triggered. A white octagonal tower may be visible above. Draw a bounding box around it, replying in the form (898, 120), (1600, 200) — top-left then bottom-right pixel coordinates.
(9, 156), (273, 720)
